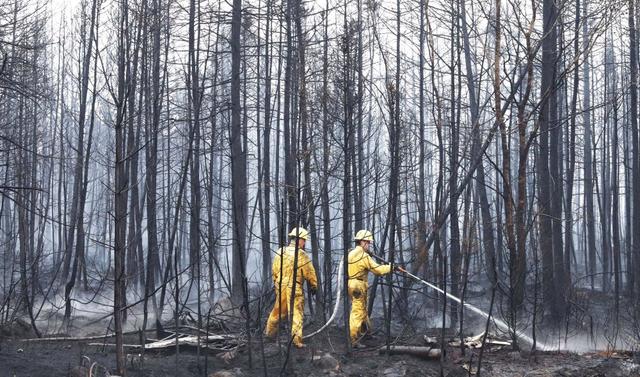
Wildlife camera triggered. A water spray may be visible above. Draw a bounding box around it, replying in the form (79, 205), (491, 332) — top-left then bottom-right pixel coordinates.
(304, 253), (552, 352)
(370, 253), (552, 352)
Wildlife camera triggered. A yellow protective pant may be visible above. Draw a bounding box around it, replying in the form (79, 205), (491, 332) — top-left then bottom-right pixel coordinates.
(348, 279), (370, 344)
(265, 288), (305, 347)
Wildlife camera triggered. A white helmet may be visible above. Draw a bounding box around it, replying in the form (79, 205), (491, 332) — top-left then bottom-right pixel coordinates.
(288, 227), (310, 241)
(354, 229), (374, 242)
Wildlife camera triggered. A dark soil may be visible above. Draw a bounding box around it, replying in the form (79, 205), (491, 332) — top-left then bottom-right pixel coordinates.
(1, 322), (639, 376)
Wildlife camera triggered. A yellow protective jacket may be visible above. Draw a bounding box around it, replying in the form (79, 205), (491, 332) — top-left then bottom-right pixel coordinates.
(266, 243), (317, 347)
(272, 244), (318, 295)
(348, 245), (391, 283)
(347, 245), (391, 343)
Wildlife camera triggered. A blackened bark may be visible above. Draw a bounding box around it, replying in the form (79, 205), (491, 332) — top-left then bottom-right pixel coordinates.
(629, 0), (640, 302)
(114, 1), (130, 372)
(321, 0), (332, 314)
(448, 2), (461, 325)
(549, 13), (565, 316)
(260, 0), (273, 288)
(147, 0), (163, 334)
(565, 0), (580, 292)
(609, 35), (621, 315)
(538, 0), (560, 320)
(230, 0), (249, 343)
(284, 0), (297, 228)
(62, 0), (99, 319)
(459, 0), (497, 286)
(342, 0), (352, 350)
(584, 1), (597, 291)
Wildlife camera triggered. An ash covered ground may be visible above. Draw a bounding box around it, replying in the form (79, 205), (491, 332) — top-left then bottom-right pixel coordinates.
(1, 309), (639, 377)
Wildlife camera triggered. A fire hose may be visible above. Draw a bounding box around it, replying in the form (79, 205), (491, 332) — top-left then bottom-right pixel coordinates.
(303, 257), (343, 339)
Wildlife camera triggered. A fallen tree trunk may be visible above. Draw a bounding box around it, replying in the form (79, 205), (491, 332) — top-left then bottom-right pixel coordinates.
(379, 346), (441, 359)
(87, 342), (142, 348)
(20, 330), (146, 342)
(141, 334), (239, 350)
(423, 336), (439, 346)
(89, 334), (241, 352)
(448, 332), (512, 349)
(20, 325), (204, 342)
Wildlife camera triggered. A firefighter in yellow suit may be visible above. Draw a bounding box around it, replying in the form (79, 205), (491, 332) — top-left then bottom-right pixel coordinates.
(265, 227), (318, 348)
(347, 230), (392, 346)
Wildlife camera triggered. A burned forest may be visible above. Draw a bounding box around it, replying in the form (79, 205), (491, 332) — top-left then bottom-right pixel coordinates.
(2, 0), (640, 375)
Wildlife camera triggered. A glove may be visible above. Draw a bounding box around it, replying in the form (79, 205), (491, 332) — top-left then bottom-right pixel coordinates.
(393, 264), (404, 272)
(310, 286), (318, 296)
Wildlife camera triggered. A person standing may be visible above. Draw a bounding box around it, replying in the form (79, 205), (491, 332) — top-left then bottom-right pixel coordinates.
(264, 227), (318, 348)
(347, 230), (393, 347)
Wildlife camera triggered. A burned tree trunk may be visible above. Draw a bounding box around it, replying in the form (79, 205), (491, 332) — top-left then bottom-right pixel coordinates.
(629, 0), (640, 301)
(538, 0), (561, 320)
(62, 0), (99, 320)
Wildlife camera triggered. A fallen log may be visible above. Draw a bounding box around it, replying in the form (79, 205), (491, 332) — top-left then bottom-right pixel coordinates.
(89, 334), (243, 351)
(88, 343), (144, 348)
(423, 336), (439, 346)
(378, 346), (441, 359)
(142, 334), (238, 349)
(128, 334), (242, 352)
(88, 334), (241, 352)
(448, 332), (512, 349)
(20, 325), (211, 343)
(20, 330), (145, 342)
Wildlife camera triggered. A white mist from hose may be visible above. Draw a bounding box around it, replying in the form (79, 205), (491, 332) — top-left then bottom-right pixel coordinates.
(304, 255), (552, 352)
(396, 266), (552, 352)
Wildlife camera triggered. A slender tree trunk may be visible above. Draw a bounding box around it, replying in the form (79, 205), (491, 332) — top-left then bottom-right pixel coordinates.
(230, 0), (250, 365)
(75, 31), (100, 294)
(459, 0), (497, 286)
(539, 0), (560, 320)
(342, 0), (353, 351)
(320, 0), (333, 315)
(448, 1), (461, 325)
(206, 18), (221, 301)
(385, 0), (401, 352)
(609, 34), (621, 316)
(62, 0), (99, 320)
(624, 80), (633, 294)
(549, 11), (565, 316)
(284, 0), (297, 228)
(125, 6), (143, 293)
(260, 0), (273, 289)
(187, 0), (204, 364)
(629, 0), (640, 303)
(565, 0), (580, 295)
(294, 0), (323, 318)
(146, 0), (163, 335)
(584, 0), (597, 291)
(514, 3), (536, 319)
(353, 0), (364, 231)
(114, 0), (130, 371)
(417, 0), (427, 281)
(601, 47), (611, 293)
